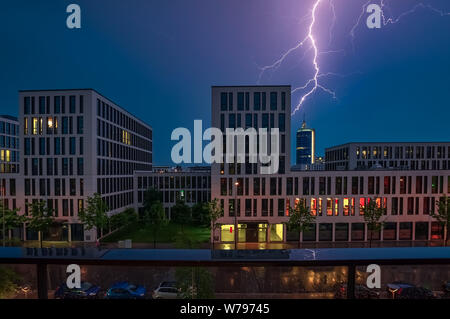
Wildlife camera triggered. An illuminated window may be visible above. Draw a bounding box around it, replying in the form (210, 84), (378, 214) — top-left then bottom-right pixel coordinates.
(359, 198), (366, 215)
(269, 224), (283, 242)
(122, 130), (131, 145)
(0, 150), (4, 161)
(32, 117), (38, 135)
(47, 117), (53, 129)
(5, 150), (10, 162)
(310, 198), (317, 216)
(24, 118), (29, 135)
(326, 198), (332, 216)
(334, 198), (339, 216)
(343, 198), (349, 216)
(238, 224), (246, 242)
(318, 198), (322, 216)
(375, 197), (381, 208)
(258, 224), (267, 242)
(220, 225), (234, 242)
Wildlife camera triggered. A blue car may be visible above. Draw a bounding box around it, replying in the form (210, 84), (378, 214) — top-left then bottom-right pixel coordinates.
(105, 282), (146, 299)
(54, 282), (101, 299)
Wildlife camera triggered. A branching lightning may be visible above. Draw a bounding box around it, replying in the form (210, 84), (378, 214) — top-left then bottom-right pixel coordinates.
(258, 0), (450, 116)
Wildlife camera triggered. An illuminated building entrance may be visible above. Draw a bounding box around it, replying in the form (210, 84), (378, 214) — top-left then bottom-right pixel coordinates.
(240, 223), (268, 243)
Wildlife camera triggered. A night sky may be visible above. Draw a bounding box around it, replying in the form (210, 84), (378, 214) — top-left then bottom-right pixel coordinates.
(0, 0), (449, 165)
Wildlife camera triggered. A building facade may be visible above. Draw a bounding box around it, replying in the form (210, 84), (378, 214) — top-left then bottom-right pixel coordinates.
(211, 85), (291, 243)
(210, 86), (450, 245)
(1, 86), (448, 246)
(215, 169), (449, 244)
(0, 115), (20, 240)
(18, 89), (152, 242)
(134, 166), (211, 218)
(325, 142), (450, 171)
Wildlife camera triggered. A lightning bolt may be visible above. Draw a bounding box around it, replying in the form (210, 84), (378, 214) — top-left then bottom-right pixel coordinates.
(258, 0), (450, 116)
(291, 0), (323, 115)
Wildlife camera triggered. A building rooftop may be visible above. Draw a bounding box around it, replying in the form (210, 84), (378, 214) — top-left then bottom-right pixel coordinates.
(0, 115), (18, 122)
(326, 141), (450, 150)
(19, 88), (152, 129)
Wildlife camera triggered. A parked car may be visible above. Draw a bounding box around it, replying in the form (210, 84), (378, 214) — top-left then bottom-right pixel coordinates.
(152, 282), (179, 299)
(54, 282), (101, 299)
(387, 282), (436, 299)
(105, 282), (146, 299)
(335, 284), (380, 299)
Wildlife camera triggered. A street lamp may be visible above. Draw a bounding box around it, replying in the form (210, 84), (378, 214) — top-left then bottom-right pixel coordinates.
(234, 181), (239, 250)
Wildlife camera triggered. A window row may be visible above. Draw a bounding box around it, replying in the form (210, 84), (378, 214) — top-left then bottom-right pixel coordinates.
(284, 222), (444, 242)
(96, 177), (134, 195)
(219, 196), (443, 217)
(24, 116), (83, 135)
(0, 121), (19, 136)
(220, 91), (287, 112)
(24, 137), (83, 156)
(24, 157), (84, 176)
(0, 136), (19, 149)
(97, 99), (152, 140)
(137, 175), (210, 190)
(137, 190), (210, 204)
(97, 158), (151, 176)
(219, 175), (450, 197)
(96, 138), (152, 163)
(24, 198), (84, 218)
(220, 113), (286, 132)
(24, 178), (84, 197)
(97, 119), (151, 150)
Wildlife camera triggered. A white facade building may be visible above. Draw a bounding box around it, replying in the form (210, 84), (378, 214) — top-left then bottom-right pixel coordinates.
(325, 142), (450, 171)
(211, 86), (450, 245)
(134, 166), (211, 218)
(18, 89), (152, 242)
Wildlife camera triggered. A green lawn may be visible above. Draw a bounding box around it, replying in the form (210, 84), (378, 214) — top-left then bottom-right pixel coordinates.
(101, 222), (211, 244)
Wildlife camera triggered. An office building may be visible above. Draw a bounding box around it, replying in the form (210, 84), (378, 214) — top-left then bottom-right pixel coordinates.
(210, 86), (450, 245)
(325, 142), (450, 171)
(211, 85), (291, 243)
(134, 166), (211, 218)
(18, 89), (152, 242)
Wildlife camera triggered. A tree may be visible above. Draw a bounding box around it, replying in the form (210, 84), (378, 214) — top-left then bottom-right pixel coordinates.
(207, 199), (223, 250)
(191, 202), (210, 226)
(286, 201), (316, 248)
(143, 188), (162, 213)
(145, 201), (168, 248)
(361, 198), (385, 248)
(175, 266), (215, 299)
(0, 204), (25, 245)
(0, 266), (20, 298)
(171, 200), (192, 233)
(78, 193), (109, 239)
(110, 208), (138, 231)
(431, 195), (450, 246)
(26, 201), (55, 248)
(175, 233), (214, 299)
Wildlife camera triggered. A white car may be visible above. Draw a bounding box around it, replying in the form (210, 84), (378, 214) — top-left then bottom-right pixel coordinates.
(152, 286), (179, 299)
